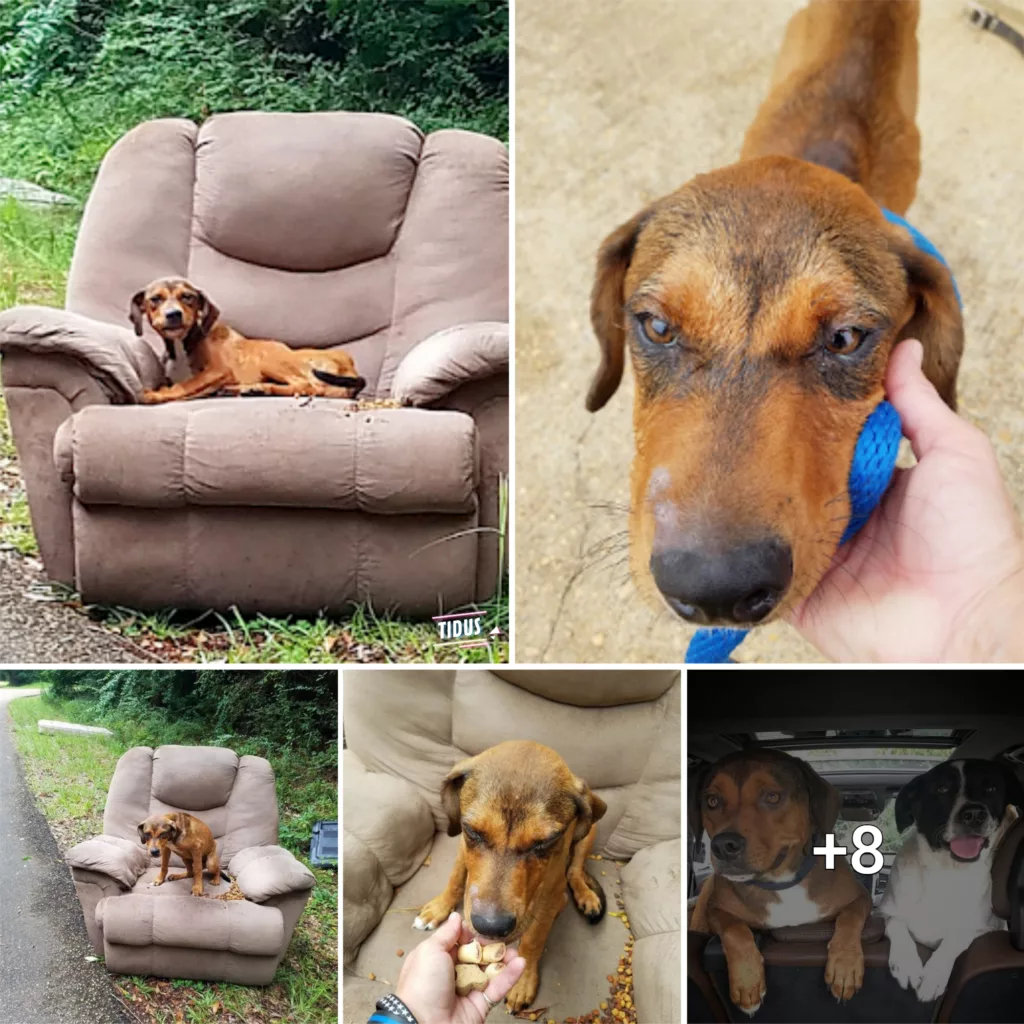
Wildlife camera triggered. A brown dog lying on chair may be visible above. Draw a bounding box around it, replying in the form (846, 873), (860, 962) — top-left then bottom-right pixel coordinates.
(130, 277), (366, 404)
(413, 740), (608, 1012)
(690, 748), (871, 1015)
(588, 0), (963, 629)
(138, 811), (222, 897)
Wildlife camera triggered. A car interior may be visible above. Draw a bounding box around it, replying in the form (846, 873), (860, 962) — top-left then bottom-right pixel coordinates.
(688, 673), (1024, 1023)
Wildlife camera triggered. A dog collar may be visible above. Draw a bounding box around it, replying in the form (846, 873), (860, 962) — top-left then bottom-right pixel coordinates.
(686, 209), (960, 664)
(744, 836), (822, 891)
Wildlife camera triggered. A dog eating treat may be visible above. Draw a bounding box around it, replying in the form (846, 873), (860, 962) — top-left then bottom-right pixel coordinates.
(138, 811), (221, 897)
(414, 741), (607, 1012)
(130, 277), (365, 403)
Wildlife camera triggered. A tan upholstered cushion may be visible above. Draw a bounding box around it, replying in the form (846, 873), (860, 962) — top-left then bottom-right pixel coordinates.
(97, 894), (283, 956)
(490, 669), (678, 707)
(66, 835), (150, 889)
(152, 745), (239, 810)
(57, 401), (478, 514)
(229, 845), (315, 902)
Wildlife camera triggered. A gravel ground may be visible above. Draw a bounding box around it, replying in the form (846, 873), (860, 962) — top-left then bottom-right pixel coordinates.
(0, 550), (154, 663)
(0, 687), (132, 1024)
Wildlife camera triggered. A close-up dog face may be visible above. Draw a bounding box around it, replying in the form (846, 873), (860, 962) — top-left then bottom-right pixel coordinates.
(691, 748), (840, 882)
(894, 759), (1024, 863)
(130, 277), (219, 344)
(137, 813), (183, 858)
(442, 740), (606, 943)
(589, 157), (963, 628)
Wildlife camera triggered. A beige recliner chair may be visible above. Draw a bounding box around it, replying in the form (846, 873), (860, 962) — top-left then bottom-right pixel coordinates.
(65, 745), (314, 985)
(343, 669), (682, 1023)
(0, 110), (508, 616)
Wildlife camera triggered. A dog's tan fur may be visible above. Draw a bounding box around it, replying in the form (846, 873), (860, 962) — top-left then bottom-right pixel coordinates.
(138, 811), (221, 897)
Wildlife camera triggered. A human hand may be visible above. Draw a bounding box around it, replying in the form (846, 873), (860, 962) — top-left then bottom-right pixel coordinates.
(789, 338), (1024, 662)
(396, 911), (527, 1024)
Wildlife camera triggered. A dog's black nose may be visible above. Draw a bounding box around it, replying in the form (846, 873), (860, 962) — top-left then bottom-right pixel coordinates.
(959, 803), (989, 829)
(650, 536), (793, 624)
(149, 848), (160, 857)
(710, 832), (747, 862)
(164, 309), (183, 324)
(470, 908), (517, 939)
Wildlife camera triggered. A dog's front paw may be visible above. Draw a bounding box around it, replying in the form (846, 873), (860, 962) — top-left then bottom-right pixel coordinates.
(914, 956), (952, 1003)
(141, 389), (167, 404)
(505, 961), (539, 1013)
(151, 877), (165, 887)
(888, 946), (924, 992)
(728, 959), (766, 1017)
(413, 895), (455, 931)
(825, 945), (864, 1001)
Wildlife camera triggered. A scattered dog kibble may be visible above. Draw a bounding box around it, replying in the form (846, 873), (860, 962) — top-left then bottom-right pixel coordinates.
(396, 949), (404, 957)
(367, 973), (376, 981)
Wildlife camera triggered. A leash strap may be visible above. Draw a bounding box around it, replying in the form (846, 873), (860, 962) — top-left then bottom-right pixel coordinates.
(687, 208), (961, 664)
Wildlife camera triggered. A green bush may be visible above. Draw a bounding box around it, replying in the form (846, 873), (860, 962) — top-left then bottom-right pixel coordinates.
(0, 0), (508, 198)
(44, 668), (337, 752)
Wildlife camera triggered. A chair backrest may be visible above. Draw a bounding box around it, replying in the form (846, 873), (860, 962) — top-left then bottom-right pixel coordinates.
(344, 669), (681, 859)
(102, 745), (279, 864)
(66, 111), (509, 396)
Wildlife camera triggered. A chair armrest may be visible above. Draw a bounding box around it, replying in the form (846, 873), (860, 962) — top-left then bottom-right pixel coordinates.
(66, 835), (150, 889)
(0, 305), (165, 402)
(229, 845), (316, 902)
(392, 321), (508, 406)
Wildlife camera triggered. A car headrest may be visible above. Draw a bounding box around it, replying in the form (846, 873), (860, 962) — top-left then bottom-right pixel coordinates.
(991, 818), (1024, 920)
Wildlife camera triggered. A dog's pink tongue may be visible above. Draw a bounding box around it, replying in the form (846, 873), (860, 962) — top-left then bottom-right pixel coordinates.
(950, 836), (985, 860)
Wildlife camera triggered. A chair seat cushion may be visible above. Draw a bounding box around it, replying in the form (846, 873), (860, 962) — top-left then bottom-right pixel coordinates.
(54, 398), (478, 514)
(97, 892), (283, 956)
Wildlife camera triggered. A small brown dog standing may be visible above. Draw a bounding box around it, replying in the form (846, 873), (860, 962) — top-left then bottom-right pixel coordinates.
(588, 0), (963, 630)
(413, 741), (608, 1012)
(690, 749), (870, 1015)
(130, 277), (365, 403)
(138, 811), (221, 897)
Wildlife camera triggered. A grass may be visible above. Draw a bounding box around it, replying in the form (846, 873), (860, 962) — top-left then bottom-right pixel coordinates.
(0, 198), (510, 662)
(6, 689), (338, 1024)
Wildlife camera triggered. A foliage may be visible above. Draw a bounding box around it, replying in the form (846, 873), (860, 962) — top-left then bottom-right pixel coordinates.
(0, 0), (509, 198)
(42, 668), (337, 751)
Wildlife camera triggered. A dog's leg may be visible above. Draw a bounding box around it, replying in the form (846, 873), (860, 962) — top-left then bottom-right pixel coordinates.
(414, 844), (467, 931)
(207, 847), (222, 887)
(190, 853), (205, 896)
(503, 889), (566, 1013)
(153, 845), (170, 885)
(166, 855), (192, 883)
(566, 824), (606, 922)
(825, 890), (870, 1001)
(914, 930), (984, 1003)
(708, 906), (766, 1017)
(885, 916), (925, 992)
(143, 368), (231, 404)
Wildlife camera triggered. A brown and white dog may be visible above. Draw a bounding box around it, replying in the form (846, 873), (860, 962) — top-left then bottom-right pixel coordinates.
(130, 277), (365, 403)
(690, 748), (870, 1015)
(588, 0), (963, 629)
(413, 741), (608, 1012)
(138, 811), (222, 897)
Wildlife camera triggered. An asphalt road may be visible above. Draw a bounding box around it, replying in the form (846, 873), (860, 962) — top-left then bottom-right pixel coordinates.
(0, 686), (130, 1024)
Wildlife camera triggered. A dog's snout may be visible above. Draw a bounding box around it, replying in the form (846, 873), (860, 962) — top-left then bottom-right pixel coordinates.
(958, 803), (989, 830)
(470, 907), (517, 939)
(163, 308), (183, 325)
(650, 535), (793, 624)
(149, 847), (160, 857)
(710, 831), (747, 862)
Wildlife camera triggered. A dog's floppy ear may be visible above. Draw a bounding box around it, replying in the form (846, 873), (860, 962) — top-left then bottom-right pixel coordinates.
(570, 775), (607, 841)
(441, 756), (476, 838)
(137, 821), (147, 844)
(689, 762), (712, 842)
(196, 290), (220, 335)
(129, 290), (146, 337)
(895, 775), (923, 833)
(999, 762), (1024, 814)
(890, 229), (964, 409)
(795, 756), (841, 835)
(587, 207), (651, 412)
(167, 812), (188, 843)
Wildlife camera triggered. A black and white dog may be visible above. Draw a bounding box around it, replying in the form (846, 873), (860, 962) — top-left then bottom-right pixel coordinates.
(881, 759), (1023, 1003)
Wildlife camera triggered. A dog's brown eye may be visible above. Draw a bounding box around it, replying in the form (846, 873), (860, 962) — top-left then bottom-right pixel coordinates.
(705, 793), (720, 810)
(463, 825), (483, 845)
(639, 315), (673, 344)
(764, 791), (781, 805)
(181, 294), (195, 304)
(826, 327), (866, 355)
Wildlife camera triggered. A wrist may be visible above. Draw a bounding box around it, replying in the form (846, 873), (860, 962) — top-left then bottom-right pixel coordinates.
(947, 565), (1024, 662)
(372, 994), (419, 1024)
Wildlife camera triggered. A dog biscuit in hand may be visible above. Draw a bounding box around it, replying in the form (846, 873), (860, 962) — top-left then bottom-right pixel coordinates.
(484, 961), (505, 980)
(481, 942), (505, 963)
(457, 939), (482, 964)
(455, 963), (489, 995)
